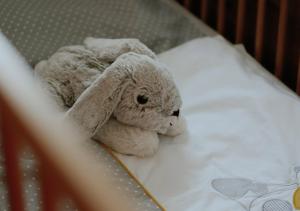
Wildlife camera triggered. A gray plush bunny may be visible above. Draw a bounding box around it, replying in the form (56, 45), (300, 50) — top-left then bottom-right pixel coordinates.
(35, 38), (186, 157)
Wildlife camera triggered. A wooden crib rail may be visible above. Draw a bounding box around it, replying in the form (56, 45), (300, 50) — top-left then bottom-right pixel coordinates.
(180, 0), (299, 95)
(275, 0), (288, 78)
(0, 34), (132, 211)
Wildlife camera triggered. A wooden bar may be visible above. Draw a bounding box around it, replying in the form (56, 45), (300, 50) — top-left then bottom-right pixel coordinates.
(40, 162), (60, 211)
(217, 0), (226, 34)
(297, 57), (300, 95)
(200, 0), (208, 21)
(255, 0), (266, 61)
(235, 0), (246, 43)
(275, 0), (288, 79)
(0, 103), (25, 211)
(183, 0), (190, 9)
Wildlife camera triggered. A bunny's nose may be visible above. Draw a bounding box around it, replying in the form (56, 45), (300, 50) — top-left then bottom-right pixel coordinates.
(172, 109), (180, 117)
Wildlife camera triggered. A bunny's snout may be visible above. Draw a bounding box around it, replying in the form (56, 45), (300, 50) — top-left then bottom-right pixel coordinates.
(172, 109), (180, 117)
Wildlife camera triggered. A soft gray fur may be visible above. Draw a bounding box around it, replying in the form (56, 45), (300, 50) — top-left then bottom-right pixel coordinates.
(35, 38), (186, 157)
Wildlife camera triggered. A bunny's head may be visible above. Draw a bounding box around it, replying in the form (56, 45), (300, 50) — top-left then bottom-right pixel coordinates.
(110, 52), (183, 134)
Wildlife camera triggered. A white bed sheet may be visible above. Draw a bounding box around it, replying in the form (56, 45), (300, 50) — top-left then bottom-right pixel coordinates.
(117, 36), (300, 211)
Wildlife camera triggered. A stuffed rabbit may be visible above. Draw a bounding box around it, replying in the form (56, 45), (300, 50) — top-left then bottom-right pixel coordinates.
(35, 38), (186, 157)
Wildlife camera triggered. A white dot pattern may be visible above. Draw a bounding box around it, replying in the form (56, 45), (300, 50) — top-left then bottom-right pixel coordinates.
(0, 0), (206, 66)
(0, 139), (164, 211)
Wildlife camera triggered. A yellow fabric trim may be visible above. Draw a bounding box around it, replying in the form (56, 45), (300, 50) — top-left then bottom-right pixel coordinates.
(293, 187), (300, 210)
(102, 144), (166, 211)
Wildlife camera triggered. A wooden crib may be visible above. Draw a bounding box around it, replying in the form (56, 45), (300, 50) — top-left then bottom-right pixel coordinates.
(0, 0), (298, 211)
(179, 0), (299, 94)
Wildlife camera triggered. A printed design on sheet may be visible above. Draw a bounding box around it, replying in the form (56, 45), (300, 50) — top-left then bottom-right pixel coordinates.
(211, 166), (300, 211)
(262, 199), (293, 211)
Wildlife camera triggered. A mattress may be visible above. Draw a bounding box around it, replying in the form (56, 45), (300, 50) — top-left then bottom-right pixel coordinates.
(117, 36), (300, 211)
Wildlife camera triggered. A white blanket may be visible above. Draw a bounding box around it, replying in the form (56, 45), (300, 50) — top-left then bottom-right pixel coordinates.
(117, 36), (300, 211)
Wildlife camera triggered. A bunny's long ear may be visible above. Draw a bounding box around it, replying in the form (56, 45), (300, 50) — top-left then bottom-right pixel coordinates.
(84, 37), (156, 61)
(65, 61), (131, 138)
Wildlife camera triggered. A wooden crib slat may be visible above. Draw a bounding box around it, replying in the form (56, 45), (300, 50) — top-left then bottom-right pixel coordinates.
(183, 0), (190, 9)
(200, 0), (208, 21)
(217, 0), (226, 34)
(297, 57), (300, 95)
(235, 0), (246, 43)
(255, 0), (266, 61)
(40, 162), (60, 211)
(0, 102), (25, 211)
(275, 0), (288, 79)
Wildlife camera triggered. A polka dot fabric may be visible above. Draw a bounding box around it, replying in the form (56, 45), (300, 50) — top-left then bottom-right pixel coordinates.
(0, 141), (164, 211)
(0, 0), (206, 66)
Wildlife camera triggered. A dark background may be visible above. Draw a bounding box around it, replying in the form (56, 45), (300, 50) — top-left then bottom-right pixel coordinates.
(176, 0), (300, 92)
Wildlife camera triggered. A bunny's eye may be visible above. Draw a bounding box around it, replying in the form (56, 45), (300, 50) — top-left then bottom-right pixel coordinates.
(137, 95), (148, 104)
